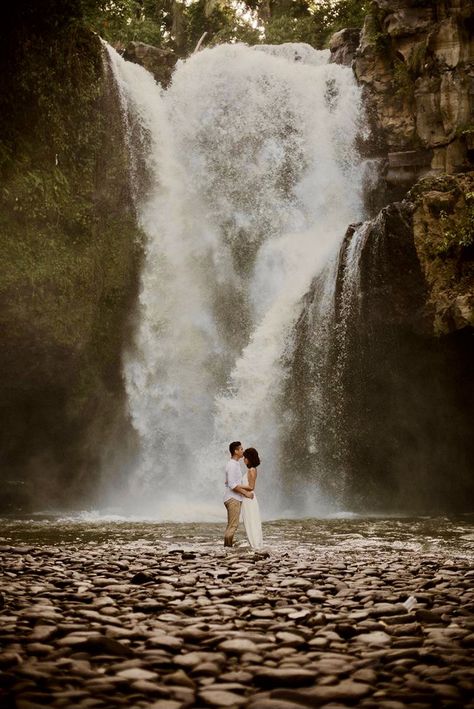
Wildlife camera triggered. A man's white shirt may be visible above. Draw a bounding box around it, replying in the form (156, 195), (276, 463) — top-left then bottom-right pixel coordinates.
(224, 458), (243, 502)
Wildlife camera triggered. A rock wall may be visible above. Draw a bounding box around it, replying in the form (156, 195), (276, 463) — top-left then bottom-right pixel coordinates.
(338, 178), (474, 512)
(353, 0), (474, 191)
(0, 3), (142, 511)
(287, 173), (474, 513)
(409, 172), (474, 333)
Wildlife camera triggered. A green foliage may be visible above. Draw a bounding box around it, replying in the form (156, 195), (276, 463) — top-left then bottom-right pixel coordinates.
(392, 57), (415, 104)
(84, 0), (173, 47)
(83, 0), (369, 54)
(408, 39), (428, 75)
(457, 123), (474, 138)
(364, 2), (390, 52)
(183, 0), (260, 53)
(434, 201), (474, 257)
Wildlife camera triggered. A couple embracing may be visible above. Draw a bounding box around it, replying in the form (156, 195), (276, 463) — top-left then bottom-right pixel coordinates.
(223, 441), (263, 550)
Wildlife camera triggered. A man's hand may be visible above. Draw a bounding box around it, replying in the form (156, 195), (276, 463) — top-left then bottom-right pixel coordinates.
(243, 491), (254, 499)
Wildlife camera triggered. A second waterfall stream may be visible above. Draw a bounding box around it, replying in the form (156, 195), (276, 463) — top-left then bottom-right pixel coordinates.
(106, 41), (368, 520)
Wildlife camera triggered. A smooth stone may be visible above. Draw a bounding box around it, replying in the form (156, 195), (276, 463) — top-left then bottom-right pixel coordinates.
(148, 634), (183, 651)
(130, 571), (155, 584)
(352, 667), (377, 683)
(198, 689), (247, 707)
(253, 668), (316, 687)
(276, 632), (306, 647)
(232, 594), (266, 604)
(25, 643), (54, 655)
(163, 670), (196, 688)
(116, 667), (159, 681)
(192, 662), (220, 677)
(415, 609), (445, 624)
(354, 631), (392, 646)
(370, 603), (406, 616)
(272, 680), (371, 705)
(248, 700), (305, 709)
(131, 680), (170, 696)
(74, 635), (135, 658)
(165, 685), (195, 702)
(0, 652), (22, 668)
(174, 652), (202, 668)
(219, 639), (259, 654)
(220, 671), (253, 683)
(28, 626), (57, 642)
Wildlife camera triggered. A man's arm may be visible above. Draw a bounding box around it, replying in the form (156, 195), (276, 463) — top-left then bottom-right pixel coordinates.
(228, 464), (253, 498)
(232, 484), (254, 498)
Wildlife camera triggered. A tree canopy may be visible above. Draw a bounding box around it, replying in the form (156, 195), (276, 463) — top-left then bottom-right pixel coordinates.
(85, 0), (369, 56)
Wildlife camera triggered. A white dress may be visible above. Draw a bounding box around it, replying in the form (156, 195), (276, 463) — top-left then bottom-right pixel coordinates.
(241, 470), (263, 549)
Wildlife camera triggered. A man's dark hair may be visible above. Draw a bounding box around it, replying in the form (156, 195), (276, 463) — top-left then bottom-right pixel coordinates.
(243, 447), (260, 468)
(229, 441), (241, 456)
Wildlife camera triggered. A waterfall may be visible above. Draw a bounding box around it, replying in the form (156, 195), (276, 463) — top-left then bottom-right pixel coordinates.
(106, 42), (367, 520)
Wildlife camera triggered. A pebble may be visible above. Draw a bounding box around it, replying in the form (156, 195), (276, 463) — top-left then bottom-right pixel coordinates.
(199, 688), (247, 706)
(0, 534), (472, 709)
(253, 668), (316, 687)
(219, 639), (259, 654)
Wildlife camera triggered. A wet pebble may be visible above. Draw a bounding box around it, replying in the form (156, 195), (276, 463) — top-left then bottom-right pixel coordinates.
(0, 536), (472, 708)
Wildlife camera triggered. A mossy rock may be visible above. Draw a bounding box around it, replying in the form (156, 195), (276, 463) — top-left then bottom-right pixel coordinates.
(0, 3), (142, 509)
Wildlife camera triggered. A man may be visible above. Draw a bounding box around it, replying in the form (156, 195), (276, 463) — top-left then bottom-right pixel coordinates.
(223, 441), (254, 547)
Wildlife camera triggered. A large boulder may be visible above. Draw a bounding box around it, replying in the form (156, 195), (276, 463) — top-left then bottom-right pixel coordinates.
(329, 28), (361, 66)
(123, 41), (177, 87)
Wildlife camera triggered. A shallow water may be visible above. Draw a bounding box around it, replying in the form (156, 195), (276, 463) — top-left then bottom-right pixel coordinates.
(1, 515), (473, 558)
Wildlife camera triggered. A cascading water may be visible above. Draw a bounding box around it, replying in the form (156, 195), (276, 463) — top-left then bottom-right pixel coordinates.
(106, 41), (367, 520)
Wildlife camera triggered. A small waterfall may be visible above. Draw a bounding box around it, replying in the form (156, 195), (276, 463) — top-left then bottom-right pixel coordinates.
(106, 42), (367, 519)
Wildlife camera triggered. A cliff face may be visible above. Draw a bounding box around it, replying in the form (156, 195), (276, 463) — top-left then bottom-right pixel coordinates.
(340, 183), (474, 512)
(409, 172), (474, 334)
(354, 0), (474, 191)
(0, 3), (141, 510)
(294, 4), (474, 512)
(287, 176), (474, 513)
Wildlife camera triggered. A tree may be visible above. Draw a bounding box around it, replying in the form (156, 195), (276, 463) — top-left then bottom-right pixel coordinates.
(84, 0), (369, 54)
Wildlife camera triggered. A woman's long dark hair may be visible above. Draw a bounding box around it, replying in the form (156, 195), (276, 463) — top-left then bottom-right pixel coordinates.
(243, 447), (260, 468)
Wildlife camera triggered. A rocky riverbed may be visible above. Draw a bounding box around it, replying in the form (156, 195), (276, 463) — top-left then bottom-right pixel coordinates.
(0, 517), (473, 708)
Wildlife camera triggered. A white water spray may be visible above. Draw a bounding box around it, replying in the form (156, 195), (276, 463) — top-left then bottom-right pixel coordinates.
(106, 42), (367, 519)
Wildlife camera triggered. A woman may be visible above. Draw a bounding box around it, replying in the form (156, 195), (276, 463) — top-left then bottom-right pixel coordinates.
(241, 447), (263, 549)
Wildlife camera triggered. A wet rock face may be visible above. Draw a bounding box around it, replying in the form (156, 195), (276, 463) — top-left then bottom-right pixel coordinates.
(409, 172), (474, 334)
(287, 171), (474, 513)
(0, 540), (473, 708)
(354, 0), (474, 187)
(329, 28), (361, 66)
(123, 42), (177, 87)
(352, 171), (474, 337)
(338, 186), (474, 511)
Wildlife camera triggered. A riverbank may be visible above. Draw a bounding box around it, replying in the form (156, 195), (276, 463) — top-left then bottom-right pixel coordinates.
(0, 518), (473, 708)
